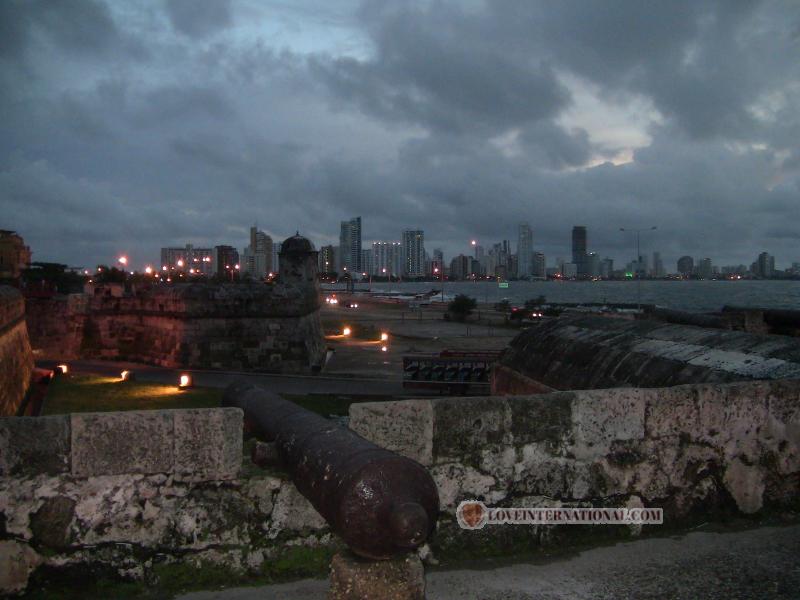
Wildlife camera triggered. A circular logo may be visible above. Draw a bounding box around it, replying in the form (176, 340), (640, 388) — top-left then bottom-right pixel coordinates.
(456, 500), (488, 529)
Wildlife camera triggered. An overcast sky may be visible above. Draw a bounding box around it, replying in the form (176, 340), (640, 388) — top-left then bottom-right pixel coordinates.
(2, 0), (799, 270)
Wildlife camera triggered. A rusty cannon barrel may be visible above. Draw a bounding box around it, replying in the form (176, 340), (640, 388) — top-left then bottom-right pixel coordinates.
(223, 381), (439, 559)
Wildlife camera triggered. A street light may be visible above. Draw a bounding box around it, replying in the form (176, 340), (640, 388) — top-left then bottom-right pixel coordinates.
(620, 226), (657, 311)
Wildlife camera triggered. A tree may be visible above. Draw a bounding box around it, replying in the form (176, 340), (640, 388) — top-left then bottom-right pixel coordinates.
(448, 294), (477, 322)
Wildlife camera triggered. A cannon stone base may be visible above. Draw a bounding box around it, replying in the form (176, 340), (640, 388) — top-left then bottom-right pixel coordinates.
(328, 551), (425, 600)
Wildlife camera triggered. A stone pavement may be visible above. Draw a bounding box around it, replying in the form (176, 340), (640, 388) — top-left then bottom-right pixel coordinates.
(177, 523), (800, 600)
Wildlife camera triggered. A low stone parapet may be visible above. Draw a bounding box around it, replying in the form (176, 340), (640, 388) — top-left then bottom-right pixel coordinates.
(1, 408), (242, 481)
(351, 380), (800, 553)
(0, 407), (336, 595)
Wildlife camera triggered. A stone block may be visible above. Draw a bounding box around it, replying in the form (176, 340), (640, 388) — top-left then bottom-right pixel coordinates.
(173, 408), (242, 481)
(431, 396), (511, 460)
(0, 541), (40, 595)
(71, 411), (173, 477)
(349, 400), (434, 465)
(570, 388), (645, 460)
(269, 482), (327, 534)
(328, 551), (425, 600)
(0, 416), (70, 476)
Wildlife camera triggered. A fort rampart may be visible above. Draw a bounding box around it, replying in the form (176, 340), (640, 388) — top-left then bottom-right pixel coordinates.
(0, 286), (33, 416)
(24, 235), (326, 373)
(3, 379), (799, 593)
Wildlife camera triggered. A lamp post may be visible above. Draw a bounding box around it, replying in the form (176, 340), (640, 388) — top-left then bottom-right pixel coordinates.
(620, 226), (657, 311)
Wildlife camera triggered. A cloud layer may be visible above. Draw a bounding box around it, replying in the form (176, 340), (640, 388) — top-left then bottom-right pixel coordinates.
(1, 0), (798, 269)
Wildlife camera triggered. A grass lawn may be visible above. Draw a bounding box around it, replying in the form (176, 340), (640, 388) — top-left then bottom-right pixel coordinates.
(43, 374), (222, 415)
(42, 375), (393, 417)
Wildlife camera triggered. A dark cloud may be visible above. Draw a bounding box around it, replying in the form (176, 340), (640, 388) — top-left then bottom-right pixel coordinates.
(0, 0), (798, 271)
(164, 0), (233, 38)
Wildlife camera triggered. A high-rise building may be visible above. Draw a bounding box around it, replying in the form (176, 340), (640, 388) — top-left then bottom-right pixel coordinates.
(212, 245), (239, 276)
(241, 226), (273, 279)
(361, 249), (374, 277)
(677, 256), (694, 277)
(449, 255), (472, 280)
(161, 244), (214, 275)
(571, 226), (587, 276)
(698, 258), (713, 279)
(651, 252), (665, 278)
(372, 241), (402, 277)
(755, 252), (775, 278)
(271, 243), (280, 275)
(318, 245), (336, 273)
(339, 217), (362, 273)
(586, 252), (600, 278)
(562, 262), (577, 278)
(402, 230), (425, 277)
(600, 258), (614, 279)
(532, 252), (546, 279)
(517, 223), (533, 278)
(0, 230), (31, 280)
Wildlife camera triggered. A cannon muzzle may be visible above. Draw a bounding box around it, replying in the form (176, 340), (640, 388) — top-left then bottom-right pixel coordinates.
(223, 382), (439, 559)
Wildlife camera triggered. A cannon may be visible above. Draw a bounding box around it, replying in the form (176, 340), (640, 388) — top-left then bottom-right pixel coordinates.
(222, 382), (440, 560)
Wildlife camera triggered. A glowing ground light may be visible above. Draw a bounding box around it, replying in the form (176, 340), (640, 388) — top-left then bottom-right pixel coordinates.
(342, 327), (352, 336)
(380, 332), (389, 341)
(145, 266), (153, 274)
(178, 374), (192, 389)
(381, 346), (388, 352)
(56, 364), (68, 374)
(120, 370), (133, 381)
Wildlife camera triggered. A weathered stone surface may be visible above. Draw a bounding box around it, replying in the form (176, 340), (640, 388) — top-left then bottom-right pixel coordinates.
(0, 415), (70, 476)
(350, 380), (800, 519)
(30, 495), (75, 550)
(27, 239), (326, 373)
(71, 411), (173, 477)
(497, 314), (800, 393)
(174, 408), (242, 481)
(349, 400), (434, 465)
(269, 481), (327, 535)
(328, 551), (425, 600)
(70, 408), (245, 478)
(0, 286), (34, 416)
(0, 541), (40, 595)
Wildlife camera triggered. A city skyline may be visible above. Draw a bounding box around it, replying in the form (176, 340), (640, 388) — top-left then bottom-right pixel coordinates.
(2, 1), (798, 269)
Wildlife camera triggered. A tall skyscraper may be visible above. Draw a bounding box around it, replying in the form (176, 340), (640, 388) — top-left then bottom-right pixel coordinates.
(652, 252), (665, 278)
(755, 252), (775, 278)
(402, 230), (425, 277)
(318, 245), (336, 273)
(677, 256), (694, 277)
(586, 252), (600, 278)
(339, 217), (362, 273)
(571, 226), (587, 276)
(698, 258), (713, 279)
(161, 244), (214, 275)
(532, 252), (546, 279)
(517, 223), (533, 278)
(372, 241), (402, 276)
(242, 226), (272, 278)
(212, 245), (239, 276)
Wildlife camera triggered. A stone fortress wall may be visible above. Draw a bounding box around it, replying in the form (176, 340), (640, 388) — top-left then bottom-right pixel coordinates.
(24, 235), (326, 373)
(4, 379), (799, 593)
(494, 314), (800, 394)
(352, 379), (800, 554)
(0, 286), (33, 416)
(0, 407), (332, 594)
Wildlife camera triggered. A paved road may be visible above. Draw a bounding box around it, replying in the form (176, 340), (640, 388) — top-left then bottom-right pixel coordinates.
(37, 359), (413, 396)
(177, 524), (800, 600)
